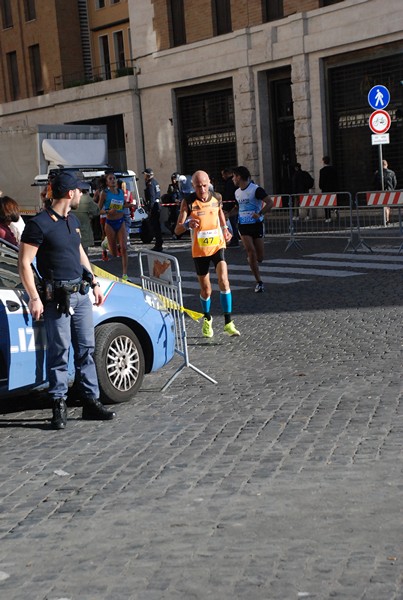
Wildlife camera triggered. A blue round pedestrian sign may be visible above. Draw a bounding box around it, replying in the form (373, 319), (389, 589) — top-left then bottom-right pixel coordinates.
(368, 85), (390, 110)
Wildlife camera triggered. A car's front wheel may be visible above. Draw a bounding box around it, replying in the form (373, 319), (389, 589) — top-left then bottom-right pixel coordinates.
(94, 323), (145, 404)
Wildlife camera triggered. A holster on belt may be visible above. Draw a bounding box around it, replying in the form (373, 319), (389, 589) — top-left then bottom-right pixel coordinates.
(37, 271), (54, 304)
(55, 287), (71, 316)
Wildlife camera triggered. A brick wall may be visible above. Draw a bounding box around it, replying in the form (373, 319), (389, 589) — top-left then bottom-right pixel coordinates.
(284, 0), (320, 15)
(232, 0), (263, 30)
(153, 0), (170, 50)
(54, 1), (84, 83)
(185, 0), (213, 43)
(154, 0), (327, 51)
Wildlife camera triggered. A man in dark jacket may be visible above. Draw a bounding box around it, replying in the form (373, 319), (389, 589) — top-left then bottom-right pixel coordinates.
(291, 163), (314, 220)
(319, 156), (339, 222)
(143, 168), (163, 251)
(221, 167), (239, 246)
(373, 160), (397, 224)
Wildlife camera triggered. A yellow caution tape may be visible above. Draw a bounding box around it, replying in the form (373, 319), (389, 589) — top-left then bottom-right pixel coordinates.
(92, 264), (203, 322)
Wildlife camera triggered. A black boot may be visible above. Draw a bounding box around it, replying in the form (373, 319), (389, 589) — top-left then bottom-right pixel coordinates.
(82, 398), (116, 421)
(51, 398), (68, 430)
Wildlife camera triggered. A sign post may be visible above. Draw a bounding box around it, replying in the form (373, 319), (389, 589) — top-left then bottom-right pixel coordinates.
(368, 86), (391, 193)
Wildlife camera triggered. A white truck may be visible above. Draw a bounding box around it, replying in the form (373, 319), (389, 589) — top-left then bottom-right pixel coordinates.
(0, 123), (142, 216)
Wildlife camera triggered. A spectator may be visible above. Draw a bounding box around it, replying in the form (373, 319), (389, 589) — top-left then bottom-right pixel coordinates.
(164, 172), (182, 234)
(9, 214), (26, 244)
(73, 186), (99, 256)
(221, 167), (240, 247)
(291, 163), (314, 220)
(319, 156), (339, 222)
(178, 175), (194, 197)
(0, 196), (21, 246)
(93, 174), (107, 247)
(373, 159), (397, 225)
(143, 168), (163, 252)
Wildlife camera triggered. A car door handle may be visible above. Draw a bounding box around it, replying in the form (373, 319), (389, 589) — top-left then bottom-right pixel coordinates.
(6, 300), (21, 312)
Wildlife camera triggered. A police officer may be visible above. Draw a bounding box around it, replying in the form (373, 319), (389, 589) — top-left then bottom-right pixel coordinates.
(143, 167), (163, 252)
(18, 171), (116, 430)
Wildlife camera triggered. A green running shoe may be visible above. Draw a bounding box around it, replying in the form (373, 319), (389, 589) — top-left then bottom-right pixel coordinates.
(202, 317), (214, 338)
(224, 321), (240, 336)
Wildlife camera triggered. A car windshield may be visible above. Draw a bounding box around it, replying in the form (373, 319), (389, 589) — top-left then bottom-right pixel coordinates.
(0, 240), (23, 289)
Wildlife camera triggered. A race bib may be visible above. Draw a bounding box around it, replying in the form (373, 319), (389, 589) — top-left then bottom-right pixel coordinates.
(197, 228), (221, 247)
(239, 210), (257, 225)
(109, 199), (124, 211)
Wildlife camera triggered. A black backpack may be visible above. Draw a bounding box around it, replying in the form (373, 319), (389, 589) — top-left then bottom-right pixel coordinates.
(140, 217), (154, 243)
(303, 171), (314, 190)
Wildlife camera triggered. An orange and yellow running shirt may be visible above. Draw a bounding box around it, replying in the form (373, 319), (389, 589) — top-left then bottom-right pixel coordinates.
(188, 192), (226, 258)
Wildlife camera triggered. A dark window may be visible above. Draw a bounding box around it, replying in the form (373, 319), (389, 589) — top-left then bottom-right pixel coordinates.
(263, 0), (284, 22)
(96, 0), (105, 8)
(320, 0), (344, 6)
(29, 44), (43, 95)
(7, 51), (19, 100)
(1, 0), (13, 28)
(212, 0), (232, 36)
(99, 35), (111, 79)
(114, 31), (125, 69)
(23, 0), (36, 21)
(178, 87), (237, 189)
(169, 0), (186, 47)
(268, 75), (295, 194)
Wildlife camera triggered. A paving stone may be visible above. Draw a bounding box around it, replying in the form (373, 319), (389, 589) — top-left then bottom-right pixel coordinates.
(1, 237), (402, 598)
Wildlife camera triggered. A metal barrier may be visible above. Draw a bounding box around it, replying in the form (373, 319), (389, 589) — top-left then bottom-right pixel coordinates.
(159, 192), (356, 253)
(264, 195), (292, 239)
(138, 249), (217, 390)
(284, 192), (354, 251)
(353, 190), (403, 253)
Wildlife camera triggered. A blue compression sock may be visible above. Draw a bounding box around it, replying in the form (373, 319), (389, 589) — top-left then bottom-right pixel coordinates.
(220, 290), (232, 314)
(200, 295), (211, 316)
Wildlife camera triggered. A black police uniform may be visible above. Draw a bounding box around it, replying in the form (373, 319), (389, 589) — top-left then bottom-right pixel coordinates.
(21, 206), (114, 428)
(145, 177), (163, 251)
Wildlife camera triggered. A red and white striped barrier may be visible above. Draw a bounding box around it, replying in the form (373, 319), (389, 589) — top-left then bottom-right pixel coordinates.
(366, 191), (403, 206)
(299, 193), (337, 208)
(271, 196), (284, 208)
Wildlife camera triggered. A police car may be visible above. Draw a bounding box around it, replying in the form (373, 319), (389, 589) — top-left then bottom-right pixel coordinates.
(0, 239), (175, 403)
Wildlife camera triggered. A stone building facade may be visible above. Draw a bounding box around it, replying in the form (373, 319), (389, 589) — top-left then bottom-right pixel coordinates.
(133, 0), (403, 194)
(0, 0), (402, 198)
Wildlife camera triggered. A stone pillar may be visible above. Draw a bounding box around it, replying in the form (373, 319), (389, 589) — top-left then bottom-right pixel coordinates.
(233, 68), (259, 178)
(291, 54), (313, 177)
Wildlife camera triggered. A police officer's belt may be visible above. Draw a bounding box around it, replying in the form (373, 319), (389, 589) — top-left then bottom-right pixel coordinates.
(53, 277), (82, 293)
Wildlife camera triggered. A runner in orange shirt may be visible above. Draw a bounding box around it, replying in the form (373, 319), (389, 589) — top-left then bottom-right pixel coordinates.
(175, 170), (240, 338)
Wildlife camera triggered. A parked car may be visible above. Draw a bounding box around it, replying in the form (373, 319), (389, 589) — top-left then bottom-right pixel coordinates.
(0, 239), (175, 403)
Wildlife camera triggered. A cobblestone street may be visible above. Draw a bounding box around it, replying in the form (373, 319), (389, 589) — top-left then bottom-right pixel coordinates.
(1, 237), (402, 600)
